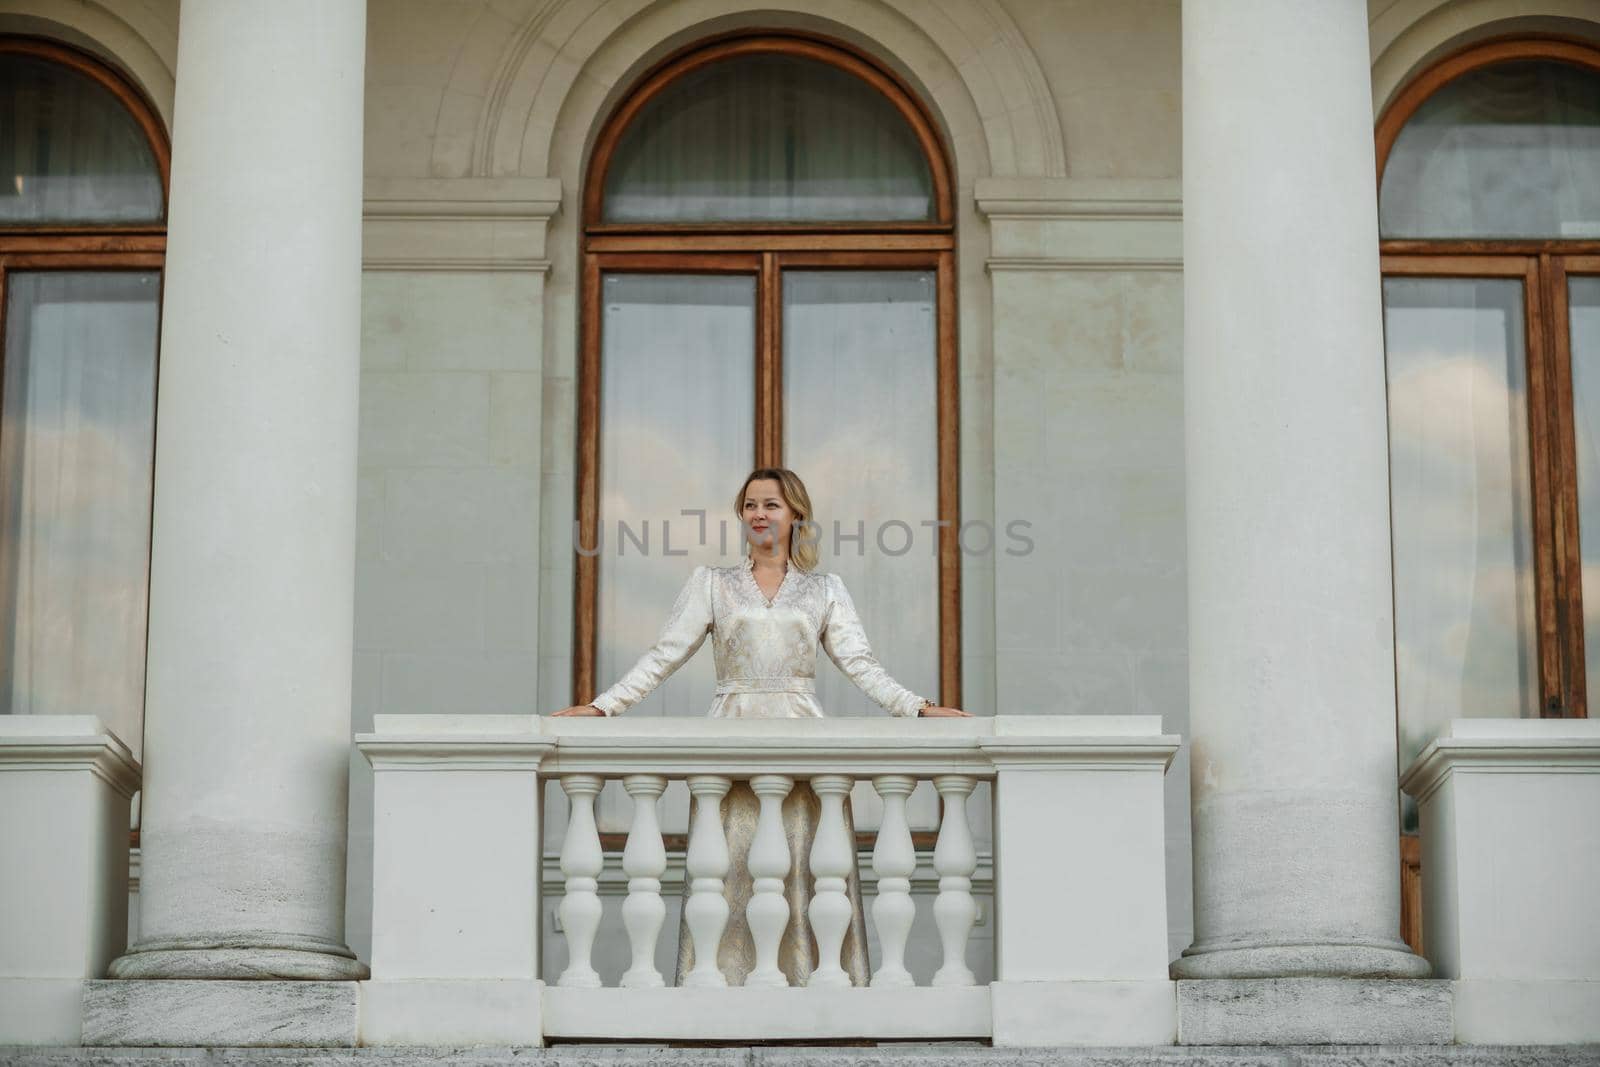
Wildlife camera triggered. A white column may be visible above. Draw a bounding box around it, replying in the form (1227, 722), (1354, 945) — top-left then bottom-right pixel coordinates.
(1175, 0), (1426, 979)
(108, 0), (368, 980)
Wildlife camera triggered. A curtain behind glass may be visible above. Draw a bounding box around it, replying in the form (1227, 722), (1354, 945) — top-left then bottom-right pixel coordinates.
(782, 270), (939, 719)
(0, 54), (164, 224)
(784, 270), (941, 829)
(1381, 60), (1600, 238)
(1383, 277), (1539, 828)
(597, 273), (756, 718)
(1568, 277), (1600, 701)
(603, 53), (934, 223)
(1, 272), (160, 761)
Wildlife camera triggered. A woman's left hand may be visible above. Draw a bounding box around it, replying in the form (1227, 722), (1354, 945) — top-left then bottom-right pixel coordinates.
(918, 705), (972, 717)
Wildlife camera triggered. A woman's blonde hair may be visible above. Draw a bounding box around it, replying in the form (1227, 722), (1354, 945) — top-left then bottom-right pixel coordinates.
(734, 467), (819, 572)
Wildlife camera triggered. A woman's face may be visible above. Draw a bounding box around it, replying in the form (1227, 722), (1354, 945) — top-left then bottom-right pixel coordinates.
(742, 478), (795, 555)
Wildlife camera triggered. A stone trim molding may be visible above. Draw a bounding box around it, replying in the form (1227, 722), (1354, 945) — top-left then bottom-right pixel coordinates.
(360, 712), (1179, 779)
(362, 177), (562, 272)
(1369, 0), (1600, 117)
(14, 1043), (1600, 1063)
(0, 0), (177, 130)
(437, 0), (1063, 181)
(975, 177), (1183, 272)
(1399, 719), (1600, 804)
(975, 178), (1182, 221)
(985, 258), (1184, 273)
(0, 715), (141, 798)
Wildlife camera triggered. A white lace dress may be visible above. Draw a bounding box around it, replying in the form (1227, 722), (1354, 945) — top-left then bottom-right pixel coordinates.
(588, 554), (930, 720)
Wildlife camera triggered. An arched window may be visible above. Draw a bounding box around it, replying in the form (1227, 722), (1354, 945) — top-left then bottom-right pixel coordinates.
(0, 38), (167, 761)
(1377, 39), (1600, 814)
(574, 34), (958, 718)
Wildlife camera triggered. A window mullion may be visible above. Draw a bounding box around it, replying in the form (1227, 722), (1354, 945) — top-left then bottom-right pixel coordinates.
(1545, 254), (1589, 717)
(757, 252), (780, 466)
(574, 252), (602, 705)
(936, 251), (960, 708)
(1525, 255), (1572, 717)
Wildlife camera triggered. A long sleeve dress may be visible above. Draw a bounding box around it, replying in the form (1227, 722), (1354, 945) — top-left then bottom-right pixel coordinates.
(587, 554), (932, 986)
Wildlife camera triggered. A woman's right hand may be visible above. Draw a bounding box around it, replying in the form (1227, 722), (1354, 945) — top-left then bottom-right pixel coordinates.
(551, 704), (605, 717)
(918, 705), (972, 717)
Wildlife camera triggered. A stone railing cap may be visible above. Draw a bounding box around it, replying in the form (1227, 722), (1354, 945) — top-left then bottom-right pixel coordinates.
(1400, 717), (1600, 802)
(369, 713), (539, 737)
(357, 714), (1180, 776)
(0, 713), (116, 739)
(364, 713), (1169, 742)
(1439, 718), (1600, 742)
(0, 714), (141, 796)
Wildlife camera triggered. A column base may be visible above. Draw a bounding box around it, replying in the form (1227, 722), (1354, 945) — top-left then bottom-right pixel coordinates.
(1170, 940), (1431, 979)
(1176, 978), (1453, 1045)
(109, 941), (369, 980)
(82, 980), (359, 1047)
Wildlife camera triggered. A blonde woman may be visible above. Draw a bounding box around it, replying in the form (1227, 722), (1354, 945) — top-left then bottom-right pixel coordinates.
(551, 466), (969, 987)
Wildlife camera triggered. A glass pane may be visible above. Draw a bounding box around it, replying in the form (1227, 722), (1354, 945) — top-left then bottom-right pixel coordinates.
(1570, 276), (1600, 699)
(603, 53), (934, 223)
(1, 271), (161, 761)
(782, 270), (939, 718)
(598, 273), (755, 717)
(1384, 277), (1539, 828)
(0, 54), (164, 224)
(1380, 60), (1600, 238)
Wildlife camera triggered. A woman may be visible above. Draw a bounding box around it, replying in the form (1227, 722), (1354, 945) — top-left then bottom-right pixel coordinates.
(551, 467), (969, 987)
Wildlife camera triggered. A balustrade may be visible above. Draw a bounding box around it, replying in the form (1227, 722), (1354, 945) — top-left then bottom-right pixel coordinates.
(553, 765), (984, 994)
(358, 715), (1179, 1046)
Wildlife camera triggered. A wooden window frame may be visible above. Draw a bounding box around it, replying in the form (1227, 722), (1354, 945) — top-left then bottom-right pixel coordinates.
(0, 37), (172, 237)
(1375, 36), (1600, 190)
(1377, 36), (1600, 721)
(0, 37), (170, 779)
(573, 32), (961, 710)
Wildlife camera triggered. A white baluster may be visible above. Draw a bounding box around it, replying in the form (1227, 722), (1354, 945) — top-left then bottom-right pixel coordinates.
(870, 774), (918, 988)
(620, 774), (668, 988)
(745, 774), (794, 988)
(558, 773), (605, 988)
(806, 774), (855, 987)
(682, 775), (732, 988)
(931, 774), (978, 987)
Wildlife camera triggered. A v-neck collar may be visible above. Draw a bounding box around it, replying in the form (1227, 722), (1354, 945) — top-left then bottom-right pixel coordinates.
(742, 553), (791, 607)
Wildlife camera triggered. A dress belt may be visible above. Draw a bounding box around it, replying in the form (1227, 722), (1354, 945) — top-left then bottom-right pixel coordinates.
(715, 677), (816, 695)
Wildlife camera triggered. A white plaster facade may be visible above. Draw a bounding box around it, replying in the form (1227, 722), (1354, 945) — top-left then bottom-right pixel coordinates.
(1, 0), (1599, 1057)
